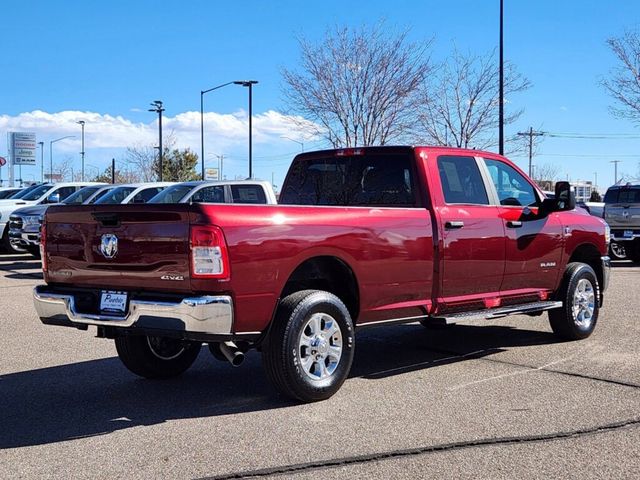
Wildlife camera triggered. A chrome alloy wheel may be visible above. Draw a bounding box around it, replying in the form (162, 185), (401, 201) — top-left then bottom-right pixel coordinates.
(572, 278), (595, 329)
(146, 336), (186, 360)
(298, 313), (343, 381)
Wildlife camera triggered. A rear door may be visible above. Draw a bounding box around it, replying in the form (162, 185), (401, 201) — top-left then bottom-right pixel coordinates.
(434, 155), (505, 304)
(44, 204), (193, 293)
(482, 157), (563, 293)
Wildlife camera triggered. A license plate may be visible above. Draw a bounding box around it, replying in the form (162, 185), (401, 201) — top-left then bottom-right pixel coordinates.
(100, 291), (128, 314)
(623, 230), (634, 238)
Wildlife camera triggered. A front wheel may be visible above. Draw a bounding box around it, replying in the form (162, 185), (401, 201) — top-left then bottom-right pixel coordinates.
(609, 242), (626, 260)
(115, 335), (201, 379)
(549, 263), (599, 340)
(262, 290), (355, 402)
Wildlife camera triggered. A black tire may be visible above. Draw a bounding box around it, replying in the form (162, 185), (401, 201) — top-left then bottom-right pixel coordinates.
(114, 335), (201, 379)
(2, 226), (25, 254)
(262, 290), (355, 402)
(26, 246), (41, 259)
(549, 262), (599, 340)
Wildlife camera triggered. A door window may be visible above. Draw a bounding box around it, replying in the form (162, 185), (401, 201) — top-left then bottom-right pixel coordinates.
(437, 156), (489, 205)
(484, 159), (538, 207)
(191, 186), (225, 203)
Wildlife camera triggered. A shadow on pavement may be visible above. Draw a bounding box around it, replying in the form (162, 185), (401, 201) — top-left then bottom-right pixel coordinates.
(4, 271), (43, 280)
(610, 260), (639, 268)
(0, 323), (558, 449)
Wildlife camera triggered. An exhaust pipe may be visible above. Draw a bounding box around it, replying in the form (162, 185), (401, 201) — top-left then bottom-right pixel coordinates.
(219, 341), (245, 367)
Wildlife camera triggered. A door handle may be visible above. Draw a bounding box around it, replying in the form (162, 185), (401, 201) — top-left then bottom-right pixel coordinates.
(445, 221), (464, 230)
(506, 220), (522, 228)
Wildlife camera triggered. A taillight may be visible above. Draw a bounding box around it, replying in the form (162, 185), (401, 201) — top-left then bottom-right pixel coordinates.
(190, 225), (230, 280)
(335, 148), (364, 157)
(40, 220), (47, 273)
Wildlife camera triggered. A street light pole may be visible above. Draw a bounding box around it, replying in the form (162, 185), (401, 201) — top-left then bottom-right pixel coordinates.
(281, 135), (304, 152)
(76, 120), (85, 181)
(49, 136), (75, 183)
(200, 82), (235, 180)
(234, 80), (258, 178)
(149, 101), (165, 181)
(498, 0), (504, 155)
(38, 141), (44, 183)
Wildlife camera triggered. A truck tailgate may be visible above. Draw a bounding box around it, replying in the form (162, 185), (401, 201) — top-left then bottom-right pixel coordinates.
(44, 204), (193, 293)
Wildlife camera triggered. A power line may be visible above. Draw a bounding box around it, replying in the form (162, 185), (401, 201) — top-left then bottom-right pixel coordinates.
(544, 132), (640, 139)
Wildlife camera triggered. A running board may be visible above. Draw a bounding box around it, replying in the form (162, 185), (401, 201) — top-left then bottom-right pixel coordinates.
(431, 301), (562, 325)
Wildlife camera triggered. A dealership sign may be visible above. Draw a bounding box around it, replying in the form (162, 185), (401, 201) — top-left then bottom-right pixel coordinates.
(205, 168), (219, 180)
(10, 132), (37, 166)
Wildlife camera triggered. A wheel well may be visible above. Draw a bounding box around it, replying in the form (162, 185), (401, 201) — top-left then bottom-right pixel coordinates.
(280, 256), (360, 322)
(568, 243), (603, 290)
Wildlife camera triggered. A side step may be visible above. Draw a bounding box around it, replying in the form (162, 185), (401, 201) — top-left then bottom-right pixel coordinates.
(431, 301), (562, 325)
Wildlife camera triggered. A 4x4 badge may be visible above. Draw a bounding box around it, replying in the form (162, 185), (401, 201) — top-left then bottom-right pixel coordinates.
(100, 234), (118, 259)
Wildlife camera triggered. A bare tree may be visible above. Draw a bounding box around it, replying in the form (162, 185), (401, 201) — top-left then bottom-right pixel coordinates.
(416, 48), (530, 151)
(534, 163), (561, 181)
(125, 133), (176, 181)
(282, 24), (433, 147)
(53, 156), (74, 182)
(602, 30), (640, 123)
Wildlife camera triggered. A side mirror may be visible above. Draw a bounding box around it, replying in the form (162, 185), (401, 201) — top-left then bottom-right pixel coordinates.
(554, 181), (576, 211)
(45, 192), (60, 204)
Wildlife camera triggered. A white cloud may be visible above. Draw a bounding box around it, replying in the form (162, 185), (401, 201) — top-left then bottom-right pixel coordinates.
(0, 109), (322, 183)
(0, 109), (320, 153)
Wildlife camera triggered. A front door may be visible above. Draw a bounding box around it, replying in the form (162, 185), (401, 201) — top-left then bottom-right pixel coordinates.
(483, 158), (563, 293)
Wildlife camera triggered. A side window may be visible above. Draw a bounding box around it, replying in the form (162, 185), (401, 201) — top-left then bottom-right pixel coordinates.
(437, 156), (489, 205)
(191, 186), (225, 203)
(231, 185), (267, 204)
(133, 187), (164, 203)
(484, 159), (537, 207)
(57, 187), (77, 201)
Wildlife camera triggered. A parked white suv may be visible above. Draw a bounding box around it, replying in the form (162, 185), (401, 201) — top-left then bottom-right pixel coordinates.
(0, 182), (103, 252)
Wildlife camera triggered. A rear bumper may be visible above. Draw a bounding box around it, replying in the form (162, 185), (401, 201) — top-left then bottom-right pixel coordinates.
(33, 285), (234, 336)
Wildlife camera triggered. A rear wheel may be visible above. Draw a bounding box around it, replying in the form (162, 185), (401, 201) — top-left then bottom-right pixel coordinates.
(262, 290), (355, 402)
(114, 335), (201, 379)
(549, 263), (599, 340)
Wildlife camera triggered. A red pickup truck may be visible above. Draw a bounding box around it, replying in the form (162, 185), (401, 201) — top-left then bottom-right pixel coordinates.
(34, 146), (611, 402)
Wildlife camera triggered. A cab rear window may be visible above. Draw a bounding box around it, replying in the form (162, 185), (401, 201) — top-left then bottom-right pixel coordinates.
(280, 153), (416, 207)
(605, 187), (640, 204)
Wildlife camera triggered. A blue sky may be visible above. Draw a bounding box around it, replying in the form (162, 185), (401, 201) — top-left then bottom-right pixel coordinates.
(1, 0), (639, 189)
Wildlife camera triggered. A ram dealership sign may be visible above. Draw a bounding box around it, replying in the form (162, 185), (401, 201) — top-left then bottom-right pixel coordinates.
(10, 132), (37, 165)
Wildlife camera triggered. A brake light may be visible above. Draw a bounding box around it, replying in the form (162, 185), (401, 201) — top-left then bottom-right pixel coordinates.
(40, 220), (47, 273)
(190, 225), (230, 280)
(335, 148), (364, 157)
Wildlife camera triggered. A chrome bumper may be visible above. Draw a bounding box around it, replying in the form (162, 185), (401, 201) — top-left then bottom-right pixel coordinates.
(9, 230), (40, 247)
(33, 286), (234, 335)
(601, 256), (611, 292)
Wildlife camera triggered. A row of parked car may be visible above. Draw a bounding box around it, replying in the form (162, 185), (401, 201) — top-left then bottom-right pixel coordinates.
(0, 180), (277, 257)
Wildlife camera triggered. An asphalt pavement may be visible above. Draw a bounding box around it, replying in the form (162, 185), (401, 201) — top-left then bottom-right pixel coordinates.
(1, 253), (639, 479)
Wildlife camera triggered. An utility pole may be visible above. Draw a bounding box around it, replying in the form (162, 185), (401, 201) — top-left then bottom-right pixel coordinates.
(610, 160), (622, 184)
(517, 127), (545, 177)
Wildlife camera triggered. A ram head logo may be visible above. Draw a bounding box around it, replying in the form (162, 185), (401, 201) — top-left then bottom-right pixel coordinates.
(100, 234), (118, 259)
